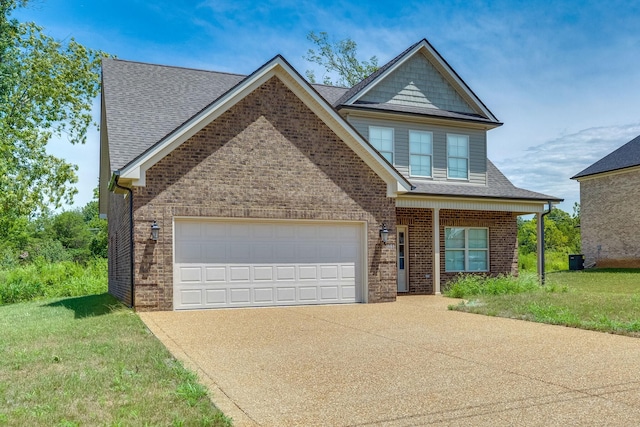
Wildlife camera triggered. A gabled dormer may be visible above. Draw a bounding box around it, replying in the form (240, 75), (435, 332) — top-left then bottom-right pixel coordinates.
(333, 39), (502, 186)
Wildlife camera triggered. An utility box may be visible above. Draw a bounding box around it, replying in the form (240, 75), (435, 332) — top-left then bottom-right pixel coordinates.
(568, 254), (585, 271)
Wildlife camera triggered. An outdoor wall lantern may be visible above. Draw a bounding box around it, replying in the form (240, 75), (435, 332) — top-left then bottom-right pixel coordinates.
(379, 223), (389, 244)
(150, 220), (160, 242)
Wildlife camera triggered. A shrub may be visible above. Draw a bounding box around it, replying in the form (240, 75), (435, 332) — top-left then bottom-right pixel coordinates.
(0, 258), (107, 304)
(443, 273), (539, 299)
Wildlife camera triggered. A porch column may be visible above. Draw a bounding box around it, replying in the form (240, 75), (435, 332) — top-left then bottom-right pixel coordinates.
(433, 208), (441, 294)
(536, 212), (543, 281)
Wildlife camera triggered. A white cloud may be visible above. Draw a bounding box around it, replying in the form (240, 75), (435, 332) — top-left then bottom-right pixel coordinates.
(494, 123), (640, 211)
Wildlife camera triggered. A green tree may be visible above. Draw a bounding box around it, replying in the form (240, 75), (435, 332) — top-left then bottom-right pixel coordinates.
(304, 31), (378, 87)
(0, 0), (108, 245)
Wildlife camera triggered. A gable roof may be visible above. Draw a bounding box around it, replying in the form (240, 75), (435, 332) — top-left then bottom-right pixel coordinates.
(102, 56), (412, 193)
(410, 160), (562, 202)
(571, 134), (640, 179)
(334, 39), (501, 126)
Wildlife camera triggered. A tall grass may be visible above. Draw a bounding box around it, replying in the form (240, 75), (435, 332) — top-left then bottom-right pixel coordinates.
(0, 258), (107, 304)
(519, 251), (569, 272)
(442, 273), (540, 298)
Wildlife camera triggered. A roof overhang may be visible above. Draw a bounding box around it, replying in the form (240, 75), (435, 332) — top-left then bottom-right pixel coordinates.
(571, 164), (640, 182)
(116, 55), (412, 196)
(339, 106), (502, 131)
(342, 40), (500, 123)
(397, 194), (559, 214)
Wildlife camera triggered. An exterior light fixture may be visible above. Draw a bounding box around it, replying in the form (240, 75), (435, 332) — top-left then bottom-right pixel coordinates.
(379, 223), (389, 244)
(150, 220), (160, 241)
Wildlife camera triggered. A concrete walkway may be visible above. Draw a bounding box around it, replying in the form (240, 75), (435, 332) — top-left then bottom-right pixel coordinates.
(140, 296), (640, 426)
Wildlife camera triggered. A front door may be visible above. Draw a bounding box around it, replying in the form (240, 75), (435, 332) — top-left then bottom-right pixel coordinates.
(397, 226), (408, 292)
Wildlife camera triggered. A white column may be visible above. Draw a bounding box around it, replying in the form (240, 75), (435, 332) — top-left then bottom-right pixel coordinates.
(536, 212), (543, 281)
(433, 208), (441, 294)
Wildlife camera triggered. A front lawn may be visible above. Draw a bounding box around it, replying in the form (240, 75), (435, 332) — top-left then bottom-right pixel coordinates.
(0, 293), (231, 426)
(445, 269), (640, 337)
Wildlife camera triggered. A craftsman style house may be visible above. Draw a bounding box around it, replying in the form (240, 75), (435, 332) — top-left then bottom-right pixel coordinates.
(572, 134), (640, 268)
(99, 39), (560, 311)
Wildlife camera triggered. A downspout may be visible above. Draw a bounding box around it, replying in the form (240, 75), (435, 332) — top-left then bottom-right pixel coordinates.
(539, 200), (553, 285)
(109, 170), (135, 308)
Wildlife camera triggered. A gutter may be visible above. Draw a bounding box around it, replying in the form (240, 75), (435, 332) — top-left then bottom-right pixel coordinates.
(109, 170), (135, 308)
(540, 200), (553, 285)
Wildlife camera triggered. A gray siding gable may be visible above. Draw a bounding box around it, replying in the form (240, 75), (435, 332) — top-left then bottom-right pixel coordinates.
(360, 53), (475, 114)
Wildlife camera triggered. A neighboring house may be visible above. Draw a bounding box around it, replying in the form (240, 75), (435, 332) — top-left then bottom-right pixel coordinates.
(571, 135), (640, 268)
(99, 39), (561, 311)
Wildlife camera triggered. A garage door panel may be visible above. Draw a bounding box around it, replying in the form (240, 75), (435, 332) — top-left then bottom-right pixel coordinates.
(320, 265), (338, 280)
(277, 287), (296, 302)
(229, 266), (250, 282)
(276, 266), (295, 280)
(342, 285), (356, 299)
(230, 288), (251, 303)
(205, 289), (227, 305)
(320, 286), (339, 300)
(341, 265), (355, 279)
(204, 267), (226, 282)
(254, 287), (274, 303)
(299, 265), (317, 280)
(253, 266), (273, 281)
(179, 289), (203, 306)
(298, 287), (318, 301)
(174, 220), (363, 309)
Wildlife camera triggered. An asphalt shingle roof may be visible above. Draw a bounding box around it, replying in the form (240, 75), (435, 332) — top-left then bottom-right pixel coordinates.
(102, 56), (559, 203)
(571, 134), (640, 179)
(410, 160), (561, 202)
(102, 58), (245, 170)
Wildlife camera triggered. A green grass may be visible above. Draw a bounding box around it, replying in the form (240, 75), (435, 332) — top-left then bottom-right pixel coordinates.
(0, 293), (232, 426)
(445, 269), (640, 337)
(0, 259), (107, 304)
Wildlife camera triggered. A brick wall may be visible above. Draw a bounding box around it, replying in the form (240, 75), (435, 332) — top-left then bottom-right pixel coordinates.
(396, 207), (434, 294)
(129, 76), (396, 310)
(580, 170), (640, 268)
(439, 210), (518, 286)
(108, 191), (132, 306)
(394, 208), (518, 294)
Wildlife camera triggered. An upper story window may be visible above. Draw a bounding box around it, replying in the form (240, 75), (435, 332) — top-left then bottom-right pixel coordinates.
(369, 126), (394, 163)
(445, 227), (489, 272)
(447, 134), (469, 179)
(409, 130), (432, 177)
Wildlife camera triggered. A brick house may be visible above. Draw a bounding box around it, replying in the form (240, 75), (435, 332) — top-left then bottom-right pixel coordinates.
(571, 134), (640, 268)
(99, 39), (561, 311)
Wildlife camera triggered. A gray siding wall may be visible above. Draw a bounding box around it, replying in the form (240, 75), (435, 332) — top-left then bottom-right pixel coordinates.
(360, 54), (475, 114)
(348, 115), (487, 185)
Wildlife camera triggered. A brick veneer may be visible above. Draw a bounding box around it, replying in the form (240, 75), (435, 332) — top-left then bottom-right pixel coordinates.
(123, 76), (396, 311)
(107, 191), (133, 306)
(396, 208), (434, 294)
(580, 170), (640, 268)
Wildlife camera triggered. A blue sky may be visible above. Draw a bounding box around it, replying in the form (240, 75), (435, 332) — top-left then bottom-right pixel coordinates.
(14, 0), (640, 212)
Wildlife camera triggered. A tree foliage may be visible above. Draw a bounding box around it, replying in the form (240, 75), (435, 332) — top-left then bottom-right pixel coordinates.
(0, 0), (108, 244)
(518, 205), (581, 255)
(303, 31), (378, 87)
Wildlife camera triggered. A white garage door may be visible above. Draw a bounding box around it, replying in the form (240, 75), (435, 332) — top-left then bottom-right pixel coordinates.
(174, 220), (364, 309)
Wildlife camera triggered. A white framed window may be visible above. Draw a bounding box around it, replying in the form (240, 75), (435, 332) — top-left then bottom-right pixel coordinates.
(447, 134), (469, 179)
(369, 126), (394, 163)
(445, 227), (488, 272)
(409, 130), (432, 177)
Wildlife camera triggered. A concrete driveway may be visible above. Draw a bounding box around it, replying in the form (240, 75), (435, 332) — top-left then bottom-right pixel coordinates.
(140, 296), (640, 426)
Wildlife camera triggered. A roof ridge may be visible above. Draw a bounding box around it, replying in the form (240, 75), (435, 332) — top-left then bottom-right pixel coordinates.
(102, 57), (248, 78)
